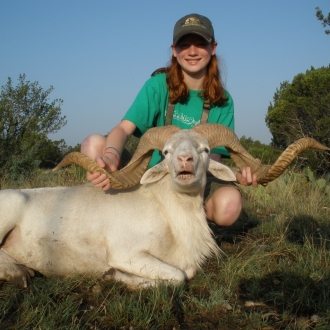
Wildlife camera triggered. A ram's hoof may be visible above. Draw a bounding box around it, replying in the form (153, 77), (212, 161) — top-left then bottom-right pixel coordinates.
(102, 267), (116, 280)
(0, 263), (35, 288)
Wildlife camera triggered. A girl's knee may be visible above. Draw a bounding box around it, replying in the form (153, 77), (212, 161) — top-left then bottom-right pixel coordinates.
(81, 134), (106, 155)
(205, 187), (243, 227)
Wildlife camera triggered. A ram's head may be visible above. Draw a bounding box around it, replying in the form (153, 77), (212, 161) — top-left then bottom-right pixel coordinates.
(139, 129), (236, 194)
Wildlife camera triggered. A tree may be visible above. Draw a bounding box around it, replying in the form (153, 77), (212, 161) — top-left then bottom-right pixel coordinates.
(316, 6), (330, 35)
(29, 136), (69, 168)
(265, 65), (330, 173)
(239, 136), (279, 165)
(0, 74), (67, 183)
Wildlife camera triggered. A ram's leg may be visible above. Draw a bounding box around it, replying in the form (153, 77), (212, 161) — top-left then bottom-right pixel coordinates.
(110, 253), (187, 287)
(0, 249), (35, 288)
(103, 268), (160, 288)
(0, 191), (27, 243)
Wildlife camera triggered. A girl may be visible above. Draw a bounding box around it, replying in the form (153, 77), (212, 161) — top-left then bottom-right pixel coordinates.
(81, 13), (258, 227)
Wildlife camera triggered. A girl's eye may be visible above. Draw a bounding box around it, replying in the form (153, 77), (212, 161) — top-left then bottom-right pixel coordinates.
(178, 43), (207, 49)
(177, 44), (189, 49)
(197, 42), (207, 47)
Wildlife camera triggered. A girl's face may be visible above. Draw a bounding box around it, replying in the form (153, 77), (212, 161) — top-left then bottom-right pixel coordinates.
(172, 34), (217, 79)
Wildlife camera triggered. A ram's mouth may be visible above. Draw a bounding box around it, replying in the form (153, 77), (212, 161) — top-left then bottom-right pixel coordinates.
(176, 170), (195, 179)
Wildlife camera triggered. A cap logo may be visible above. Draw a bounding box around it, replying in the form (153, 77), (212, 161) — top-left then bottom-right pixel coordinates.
(181, 17), (206, 29)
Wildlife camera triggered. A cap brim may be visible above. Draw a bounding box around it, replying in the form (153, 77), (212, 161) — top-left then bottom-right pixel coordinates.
(173, 30), (213, 45)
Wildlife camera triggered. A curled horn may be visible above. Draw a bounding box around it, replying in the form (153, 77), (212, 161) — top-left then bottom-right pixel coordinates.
(192, 124), (330, 185)
(260, 138), (330, 184)
(53, 126), (181, 189)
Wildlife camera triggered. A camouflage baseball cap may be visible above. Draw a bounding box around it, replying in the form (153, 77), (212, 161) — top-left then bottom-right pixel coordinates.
(173, 14), (215, 45)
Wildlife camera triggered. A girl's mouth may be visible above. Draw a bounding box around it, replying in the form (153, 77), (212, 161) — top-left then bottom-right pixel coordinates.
(186, 59), (200, 64)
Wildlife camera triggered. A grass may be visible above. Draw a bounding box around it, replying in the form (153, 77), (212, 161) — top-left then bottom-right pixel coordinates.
(1, 168), (330, 329)
(0, 165), (87, 190)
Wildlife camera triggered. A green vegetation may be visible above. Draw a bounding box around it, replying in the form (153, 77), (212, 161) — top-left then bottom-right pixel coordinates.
(266, 65), (330, 174)
(0, 168), (330, 329)
(0, 74), (67, 185)
(316, 6), (330, 35)
(238, 136), (280, 164)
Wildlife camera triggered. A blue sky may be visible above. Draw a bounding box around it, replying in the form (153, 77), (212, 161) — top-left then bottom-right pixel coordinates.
(1, 0), (329, 147)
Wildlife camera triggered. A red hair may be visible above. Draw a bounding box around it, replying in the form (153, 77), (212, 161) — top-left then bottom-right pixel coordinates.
(152, 55), (228, 106)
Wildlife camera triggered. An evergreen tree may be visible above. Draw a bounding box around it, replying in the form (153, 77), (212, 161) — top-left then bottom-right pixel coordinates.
(265, 65), (330, 172)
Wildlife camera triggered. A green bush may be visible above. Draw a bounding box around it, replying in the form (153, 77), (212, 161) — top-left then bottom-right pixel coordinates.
(0, 74), (67, 183)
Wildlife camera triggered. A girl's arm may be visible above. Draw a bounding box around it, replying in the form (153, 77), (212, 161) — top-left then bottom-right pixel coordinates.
(87, 120), (136, 190)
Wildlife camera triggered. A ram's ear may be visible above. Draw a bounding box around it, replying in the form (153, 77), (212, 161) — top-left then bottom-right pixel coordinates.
(140, 161), (169, 184)
(207, 159), (236, 181)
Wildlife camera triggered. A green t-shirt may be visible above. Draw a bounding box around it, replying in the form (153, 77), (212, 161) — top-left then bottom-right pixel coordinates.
(122, 72), (235, 167)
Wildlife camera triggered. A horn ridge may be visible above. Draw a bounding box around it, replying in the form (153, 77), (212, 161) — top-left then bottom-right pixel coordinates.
(260, 137), (330, 184)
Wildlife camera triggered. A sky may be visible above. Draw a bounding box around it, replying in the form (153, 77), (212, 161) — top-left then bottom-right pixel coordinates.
(1, 0), (329, 147)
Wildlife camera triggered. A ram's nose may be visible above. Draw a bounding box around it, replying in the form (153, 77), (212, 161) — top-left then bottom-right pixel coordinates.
(177, 155), (194, 170)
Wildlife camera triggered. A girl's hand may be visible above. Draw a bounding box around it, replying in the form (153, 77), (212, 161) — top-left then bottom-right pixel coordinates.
(235, 167), (258, 188)
(86, 154), (120, 190)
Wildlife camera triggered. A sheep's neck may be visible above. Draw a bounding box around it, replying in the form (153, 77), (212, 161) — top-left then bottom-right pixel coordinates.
(146, 178), (219, 269)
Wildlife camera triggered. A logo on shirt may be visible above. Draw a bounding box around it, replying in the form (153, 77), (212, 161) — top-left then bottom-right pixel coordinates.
(173, 110), (200, 127)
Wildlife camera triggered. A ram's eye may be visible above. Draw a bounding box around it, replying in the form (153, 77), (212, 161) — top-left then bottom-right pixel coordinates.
(163, 150), (169, 156)
(204, 148), (210, 154)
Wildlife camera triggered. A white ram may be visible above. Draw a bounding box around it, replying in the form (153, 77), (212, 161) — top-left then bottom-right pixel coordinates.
(0, 124), (328, 288)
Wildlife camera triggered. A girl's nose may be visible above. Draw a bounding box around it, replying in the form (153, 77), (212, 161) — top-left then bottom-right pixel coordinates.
(188, 45), (197, 55)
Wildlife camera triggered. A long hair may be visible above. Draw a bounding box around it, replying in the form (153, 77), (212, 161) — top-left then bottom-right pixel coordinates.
(152, 55), (228, 106)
